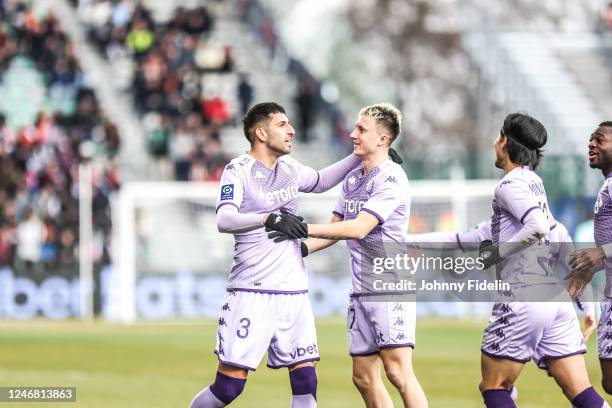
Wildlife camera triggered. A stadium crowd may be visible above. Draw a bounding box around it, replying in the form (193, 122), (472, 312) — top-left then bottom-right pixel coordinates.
(0, 2), (118, 273)
(81, 0), (233, 181)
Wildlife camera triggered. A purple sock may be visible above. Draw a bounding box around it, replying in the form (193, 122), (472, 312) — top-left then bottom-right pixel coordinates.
(482, 389), (516, 408)
(289, 366), (317, 400)
(572, 387), (605, 408)
(209, 371), (246, 405)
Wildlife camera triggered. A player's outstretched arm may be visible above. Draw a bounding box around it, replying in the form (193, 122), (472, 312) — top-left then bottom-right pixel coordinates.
(302, 215), (343, 256)
(406, 221), (491, 251)
(216, 205), (266, 234)
(307, 211), (379, 240)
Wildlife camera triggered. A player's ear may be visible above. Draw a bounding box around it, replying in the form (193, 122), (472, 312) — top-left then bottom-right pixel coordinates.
(255, 127), (266, 142)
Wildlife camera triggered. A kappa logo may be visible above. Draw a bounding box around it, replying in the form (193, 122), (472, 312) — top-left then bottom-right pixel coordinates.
(607, 319), (612, 326)
(274, 215), (282, 224)
(221, 303), (230, 311)
(606, 346), (612, 355)
(290, 343), (318, 359)
(376, 331), (385, 344)
(385, 176), (397, 184)
(494, 328), (505, 338)
(392, 303), (404, 312)
(393, 317), (404, 326)
(489, 343), (500, 352)
(226, 164), (235, 171)
(603, 332), (612, 341)
(219, 317), (228, 326)
(498, 304), (512, 313)
(255, 170), (266, 179)
(396, 333), (406, 341)
(496, 316), (510, 326)
(500, 180), (512, 188)
(220, 184), (234, 200)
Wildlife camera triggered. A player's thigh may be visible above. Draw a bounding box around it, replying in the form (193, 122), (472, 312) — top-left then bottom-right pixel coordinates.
(348, 297), (379, 356)
(218, 362), (249, 379)
(534, 302), (586, 370)
(215, 291), (276, 370)
(481, 302), (552, 363)
(267, 293), (320, 369)
(364, 298), (416, 349)
(599, 300), (612, 361)
(546, 354), (591, 400)
(480, 352), (525, 390)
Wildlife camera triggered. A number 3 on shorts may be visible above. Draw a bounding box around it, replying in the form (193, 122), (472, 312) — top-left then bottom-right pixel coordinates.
(237, 317), (251, 338)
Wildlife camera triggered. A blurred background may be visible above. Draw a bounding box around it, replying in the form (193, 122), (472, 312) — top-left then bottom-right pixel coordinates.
(0, 0), (609, 321)
(1, 0), (612, 405)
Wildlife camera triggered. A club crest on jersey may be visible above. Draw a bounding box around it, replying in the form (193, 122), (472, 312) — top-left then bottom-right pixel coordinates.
(220, 184), (234, 200)
(348, 176), (357, 185)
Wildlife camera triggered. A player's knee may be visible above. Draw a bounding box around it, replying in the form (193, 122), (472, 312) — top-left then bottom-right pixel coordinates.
(384, 365), (410, 391)
(479, 377), (513, 392)
(208, 371), (247, 405)
(352, 370), (374, 391)
(289, 366), (317, 399)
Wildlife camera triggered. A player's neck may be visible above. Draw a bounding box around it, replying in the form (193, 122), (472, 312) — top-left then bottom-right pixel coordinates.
(361, 150), (388, 174)
(248, 147), (280, 169)
(503, 160), (521, 175)
(602, 165), (612, 178)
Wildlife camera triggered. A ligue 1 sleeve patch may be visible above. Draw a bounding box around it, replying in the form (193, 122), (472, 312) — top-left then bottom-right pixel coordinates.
(220, 184), (234, 200)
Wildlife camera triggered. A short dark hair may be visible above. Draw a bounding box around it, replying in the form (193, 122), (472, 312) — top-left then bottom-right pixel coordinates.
(242, 102), (286, 144)
(599, 121), (612, 129)
(501, 113), (547, 170)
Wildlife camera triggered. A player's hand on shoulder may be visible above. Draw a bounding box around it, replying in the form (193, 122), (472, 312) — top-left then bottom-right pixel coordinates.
(264, 208), (308, 240)
(478, 240), (503, 269)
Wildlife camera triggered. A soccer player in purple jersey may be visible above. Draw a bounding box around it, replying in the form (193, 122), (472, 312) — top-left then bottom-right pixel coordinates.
(188, 102), (363, 408)
(408, 219), (598, 405)
(473, 113), (606, 408)
(569, 121), (612, 396)
(271, 103), (428, 408)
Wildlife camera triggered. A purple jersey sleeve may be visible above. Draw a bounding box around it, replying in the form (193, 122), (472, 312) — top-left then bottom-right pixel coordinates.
(361, 166), (408, 224)
(495, 179), (543, 225)
(285, 154), (360, 193)
(216, 163), (245, 212)
(333, 186), (346, 219)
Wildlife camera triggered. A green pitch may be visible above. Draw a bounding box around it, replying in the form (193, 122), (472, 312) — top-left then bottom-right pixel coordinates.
(0, 318), (606, 407)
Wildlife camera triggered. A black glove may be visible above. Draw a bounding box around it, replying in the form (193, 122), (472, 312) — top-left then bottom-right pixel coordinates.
(389, 148), (403, 164)
(479, 240), (503, 269)
(264, 209), (307, 239)
(267, 229), (309, 257)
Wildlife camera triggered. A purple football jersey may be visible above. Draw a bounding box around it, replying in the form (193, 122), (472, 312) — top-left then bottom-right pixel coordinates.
(333, 160), (410, 294)
(490, 166), (556, 291)
(594, 174), (612, 297)
(215, 154), (321, 293)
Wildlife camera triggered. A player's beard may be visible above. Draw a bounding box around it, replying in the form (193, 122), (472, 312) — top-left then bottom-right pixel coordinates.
(267, 139), (291, 157)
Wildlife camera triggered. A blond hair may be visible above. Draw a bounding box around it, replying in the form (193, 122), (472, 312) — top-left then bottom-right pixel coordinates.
(359, 103), (402, 144)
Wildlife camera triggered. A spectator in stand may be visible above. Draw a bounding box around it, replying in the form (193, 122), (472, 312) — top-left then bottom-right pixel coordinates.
(15, 208), (45, 272)
(237, 72), (253, 117)
(294, 79), (317, 142)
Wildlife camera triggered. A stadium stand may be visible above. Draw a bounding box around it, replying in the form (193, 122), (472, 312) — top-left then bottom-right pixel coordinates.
(0, 2), (118, 273)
